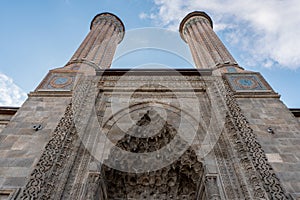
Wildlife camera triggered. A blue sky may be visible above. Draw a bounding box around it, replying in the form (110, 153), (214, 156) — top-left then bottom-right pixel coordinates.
(0, 0), (299, 107)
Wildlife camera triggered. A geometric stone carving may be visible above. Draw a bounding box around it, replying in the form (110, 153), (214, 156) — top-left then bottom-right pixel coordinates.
(222, 78), (291, 199)
(101, 110), (205, 199)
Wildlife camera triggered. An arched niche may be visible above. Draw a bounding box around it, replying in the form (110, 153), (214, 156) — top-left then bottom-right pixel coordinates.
(97, 102), (207, 199)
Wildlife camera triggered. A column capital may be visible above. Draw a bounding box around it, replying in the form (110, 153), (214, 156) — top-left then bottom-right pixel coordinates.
(179, 11), (213, 42)
(90, 12), (125, 43)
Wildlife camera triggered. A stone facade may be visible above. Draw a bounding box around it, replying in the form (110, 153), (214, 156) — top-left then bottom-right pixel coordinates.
(0, 11), (300, 200)
(237, 98), (300, 196)
(0, 107), (18, 133)
(0, 96), (71, 199)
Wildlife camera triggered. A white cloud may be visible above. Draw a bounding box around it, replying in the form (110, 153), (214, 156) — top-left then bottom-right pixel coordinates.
(139, 12), (148, 20)
(0, 73), (27, 107)
(142, 0), (300, 69)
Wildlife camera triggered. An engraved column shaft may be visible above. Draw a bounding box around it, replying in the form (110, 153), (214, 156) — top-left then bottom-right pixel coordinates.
(180, 11), (237, 69)
(67, 13), (125, 69)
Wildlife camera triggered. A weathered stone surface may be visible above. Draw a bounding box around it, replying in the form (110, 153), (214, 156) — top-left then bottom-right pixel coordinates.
(237, 97), (300, 198)
(2, 177), (26, 188)
(0, 96), (71, 193)
(0, 158), (35, 168)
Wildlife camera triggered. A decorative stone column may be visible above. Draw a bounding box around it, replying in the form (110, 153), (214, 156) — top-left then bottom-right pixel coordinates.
(67, 12), (125, 69)
(179, 11), (237, 69)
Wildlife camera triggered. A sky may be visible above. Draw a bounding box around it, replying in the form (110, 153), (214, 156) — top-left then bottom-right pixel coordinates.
(0, 0), (299, 108)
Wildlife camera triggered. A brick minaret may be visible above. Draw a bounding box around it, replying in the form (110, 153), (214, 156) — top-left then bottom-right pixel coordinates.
(66, 12), (125, 69)
(179, 11), (237, 69)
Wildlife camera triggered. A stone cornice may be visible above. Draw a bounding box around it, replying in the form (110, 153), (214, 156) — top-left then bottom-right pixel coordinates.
(96, 68), (212, 76)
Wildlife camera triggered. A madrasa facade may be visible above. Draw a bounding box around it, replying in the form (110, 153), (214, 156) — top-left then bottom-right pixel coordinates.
(0, 11), (300, 200)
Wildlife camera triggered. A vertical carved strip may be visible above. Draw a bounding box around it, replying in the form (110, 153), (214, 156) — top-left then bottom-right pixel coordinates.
(214, 134), (246, 199)
(67, 76), (101, 199)
(196, 20), (222, 64)
(86, 21), (110, 61)
(185, 28), (203, 68)
(190, 20), (215, 68)
(206, 77), (255, 199)
(98, 29), (118, 68)
(80, 21), (105, 59)
(222, 78), (291, 199)
(82, 172), (107, 200)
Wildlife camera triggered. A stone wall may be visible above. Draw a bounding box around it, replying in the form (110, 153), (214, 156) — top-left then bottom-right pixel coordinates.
(0, 96), (70, 197)
(0, 108), (18, 133)
(290, 109), (300, 125)
(237, 97), (300, 199)
(0, 125), (5, 134)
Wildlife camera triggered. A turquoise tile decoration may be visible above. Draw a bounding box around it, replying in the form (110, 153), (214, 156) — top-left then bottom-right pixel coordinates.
(227, 67), (237, 73)
(41, 73), (75, 90)
(226, 74), (268, 91)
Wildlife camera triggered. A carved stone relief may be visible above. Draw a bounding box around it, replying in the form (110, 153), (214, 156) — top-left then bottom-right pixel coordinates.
(221, 78), (291, 199)
(101, 110), (205, 199)
(14, 74), (292, 200)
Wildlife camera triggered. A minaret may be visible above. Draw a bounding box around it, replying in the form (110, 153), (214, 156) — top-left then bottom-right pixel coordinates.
(66, 12), (125, 70)
(179, 11), (238, 70)
(34, 12), (125, 91)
